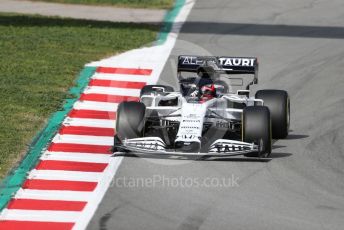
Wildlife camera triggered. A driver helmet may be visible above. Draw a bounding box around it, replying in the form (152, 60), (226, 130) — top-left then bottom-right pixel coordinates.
(200, 84), (216, 101)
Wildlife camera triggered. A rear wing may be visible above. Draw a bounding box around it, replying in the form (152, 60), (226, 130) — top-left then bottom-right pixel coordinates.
(177, 55), (259, 84)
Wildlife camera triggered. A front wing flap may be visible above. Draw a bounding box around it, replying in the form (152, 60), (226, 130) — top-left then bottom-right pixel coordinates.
(113, 137), (270, 160)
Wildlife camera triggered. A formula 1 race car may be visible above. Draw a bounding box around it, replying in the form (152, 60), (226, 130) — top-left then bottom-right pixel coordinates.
(113, 55), (290, 159)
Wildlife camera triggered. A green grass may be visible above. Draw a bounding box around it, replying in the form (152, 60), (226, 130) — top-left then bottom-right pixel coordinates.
(0, 13), (158, 179)
(30, 0), (175, 9)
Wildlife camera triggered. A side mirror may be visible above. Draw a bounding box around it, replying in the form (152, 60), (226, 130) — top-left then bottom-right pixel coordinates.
(237, 90), (250, 97)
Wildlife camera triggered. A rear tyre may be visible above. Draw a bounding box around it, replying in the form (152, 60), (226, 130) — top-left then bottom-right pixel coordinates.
(255, 90), (290, 139)
(115, 102), (145, 142)
(242, 106), (272, 157)
(140, 85), (174, 97)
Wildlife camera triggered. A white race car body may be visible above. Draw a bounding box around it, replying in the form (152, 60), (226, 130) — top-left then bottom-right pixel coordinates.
(119, 90), (263, 156)
(113, 55), (276, 159)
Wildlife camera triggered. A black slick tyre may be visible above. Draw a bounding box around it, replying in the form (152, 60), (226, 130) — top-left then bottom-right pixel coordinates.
(242, 106), (272, 157)
(255, 90), (290, 139)
(115, 102), (145, 141)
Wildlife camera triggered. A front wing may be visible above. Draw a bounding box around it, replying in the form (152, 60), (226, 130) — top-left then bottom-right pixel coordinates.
(112, 137), (271, 161)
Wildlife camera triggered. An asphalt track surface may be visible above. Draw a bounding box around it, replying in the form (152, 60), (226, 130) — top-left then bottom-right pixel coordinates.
(87, 0), (344, 229)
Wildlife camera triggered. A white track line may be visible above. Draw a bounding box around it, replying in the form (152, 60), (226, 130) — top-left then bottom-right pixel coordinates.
(63, 117), (115, 128)
(92, 73), (149, 82)
(0, 209), (81, 222)
(15, 189), (93, 202)
(73, 101), (118, 112)
(83, 86), (140, 96)
(41, 151), (111, 163)
(73, 157), (123, 230)
(28, 170), (103, 182)
(52, 134), (113, 146)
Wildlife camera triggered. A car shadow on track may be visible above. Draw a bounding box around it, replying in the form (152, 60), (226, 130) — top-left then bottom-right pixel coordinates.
(272, 145), (287, 150)
(286, 134), (309, 140)
(270, 152), (293, 158)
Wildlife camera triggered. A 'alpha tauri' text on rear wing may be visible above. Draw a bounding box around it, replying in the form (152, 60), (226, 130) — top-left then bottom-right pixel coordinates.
(177, 55), (259, 85)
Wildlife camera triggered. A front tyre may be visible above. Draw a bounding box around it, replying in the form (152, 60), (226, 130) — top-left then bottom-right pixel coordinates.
(243, 106), (272, 157)
(255, 90), (290, 139)
(115, 102), (145, 142)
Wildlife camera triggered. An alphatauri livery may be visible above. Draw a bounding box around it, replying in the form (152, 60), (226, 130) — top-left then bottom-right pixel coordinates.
(113, 55), (290, 159)
(178, 55), (258, 76)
